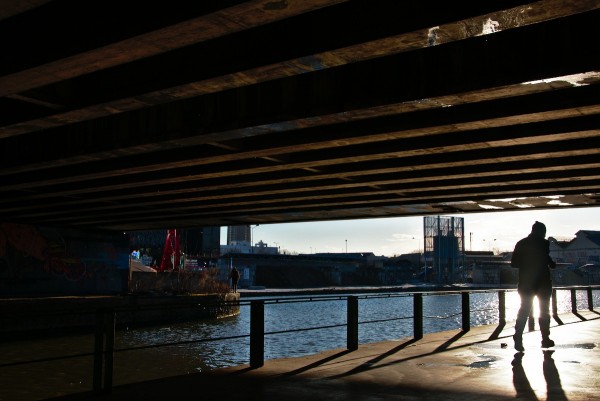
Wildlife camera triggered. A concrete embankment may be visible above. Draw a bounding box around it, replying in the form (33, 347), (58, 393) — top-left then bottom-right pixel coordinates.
(0, 292), (240, 338)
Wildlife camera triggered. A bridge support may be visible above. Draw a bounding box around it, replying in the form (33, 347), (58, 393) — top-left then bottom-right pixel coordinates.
(93, 309), (115, 394)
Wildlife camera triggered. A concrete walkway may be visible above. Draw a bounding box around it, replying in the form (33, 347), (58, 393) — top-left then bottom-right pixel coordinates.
(48, 310), (600, 401)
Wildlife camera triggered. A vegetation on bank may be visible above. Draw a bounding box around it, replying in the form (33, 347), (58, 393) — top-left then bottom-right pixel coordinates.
(130, 268), (230, 295)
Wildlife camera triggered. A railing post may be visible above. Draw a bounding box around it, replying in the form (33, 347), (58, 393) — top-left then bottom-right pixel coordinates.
(461, 292), (470, 332)
(552, 288), (558, 317)
(93, 309), (116, 394)
(571, 288), (577, 314)
(413, 293), (423, 339)
(498, 290), (505, 325)
(93, 311), (105, 394)
(250, 300), (264, 368)
(347, 296), (358, 350)
(103, 310), (115, 393)
(587, 287), (594, 311)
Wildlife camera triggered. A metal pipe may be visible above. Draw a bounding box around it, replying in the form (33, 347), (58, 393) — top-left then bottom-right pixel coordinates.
(250, 300), (265, 368)
(498, 290), (505, 325)
(347, 296), (358, 350)
(461, 292), (470, 331)
(413, 293), (423, 339)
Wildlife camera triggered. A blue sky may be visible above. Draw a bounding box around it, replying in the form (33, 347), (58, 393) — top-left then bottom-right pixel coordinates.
(221, 206), (600, 257)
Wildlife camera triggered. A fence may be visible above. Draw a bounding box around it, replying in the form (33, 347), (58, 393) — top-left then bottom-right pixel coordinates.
(2, 285), (599, 397)
(87, 285), (600, 393)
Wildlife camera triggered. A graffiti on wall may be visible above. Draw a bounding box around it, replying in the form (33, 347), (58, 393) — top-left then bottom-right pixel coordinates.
(0, 223), (129, 295)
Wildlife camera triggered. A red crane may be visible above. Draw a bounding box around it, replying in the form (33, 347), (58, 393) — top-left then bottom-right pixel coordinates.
(158, 229), (180, 272)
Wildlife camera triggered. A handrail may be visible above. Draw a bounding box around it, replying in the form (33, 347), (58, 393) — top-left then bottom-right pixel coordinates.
(2, 285), (598, 395)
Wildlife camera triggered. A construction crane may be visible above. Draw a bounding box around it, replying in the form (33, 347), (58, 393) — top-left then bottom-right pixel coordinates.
(158, 229), (180, 272)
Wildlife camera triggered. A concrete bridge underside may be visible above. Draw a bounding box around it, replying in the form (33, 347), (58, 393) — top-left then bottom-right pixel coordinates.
(1, 0), (599, 232)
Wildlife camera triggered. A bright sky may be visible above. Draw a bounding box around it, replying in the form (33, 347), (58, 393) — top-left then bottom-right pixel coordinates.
(221, 207), (600, 257)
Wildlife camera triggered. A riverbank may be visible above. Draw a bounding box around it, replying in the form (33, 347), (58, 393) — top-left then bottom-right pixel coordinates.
(238, 282), (516, 297)
(0, 292), (240, 339)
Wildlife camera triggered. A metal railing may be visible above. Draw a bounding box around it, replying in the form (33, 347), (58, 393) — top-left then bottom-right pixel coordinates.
(3, 285), (598, 396)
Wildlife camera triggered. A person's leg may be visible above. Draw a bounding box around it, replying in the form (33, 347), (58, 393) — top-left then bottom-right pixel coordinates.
(538, 286), (554, 347)
(514, 291), (534, 351)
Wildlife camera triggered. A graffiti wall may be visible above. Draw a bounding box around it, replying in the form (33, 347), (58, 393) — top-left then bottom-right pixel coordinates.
(0, 223), (129, 297)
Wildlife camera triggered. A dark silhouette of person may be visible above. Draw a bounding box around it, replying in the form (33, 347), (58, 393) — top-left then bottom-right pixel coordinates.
(511, 221), (556, 351)
(229, 266), (240, 293)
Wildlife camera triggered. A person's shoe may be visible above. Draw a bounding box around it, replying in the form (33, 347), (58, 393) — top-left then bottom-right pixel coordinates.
(513, 335), (524, 352)
(541, 338), (555, 348)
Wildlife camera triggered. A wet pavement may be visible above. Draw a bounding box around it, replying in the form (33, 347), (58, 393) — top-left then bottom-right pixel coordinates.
(47, 310), (600, 401)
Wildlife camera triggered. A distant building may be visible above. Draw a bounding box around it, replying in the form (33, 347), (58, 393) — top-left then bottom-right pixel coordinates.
(183, 226), (220, 258)
(217, 252), (383, 289)
(227, 225), (251, 245)
(549, 230), (600, 266)
(221, 240), (278, 256)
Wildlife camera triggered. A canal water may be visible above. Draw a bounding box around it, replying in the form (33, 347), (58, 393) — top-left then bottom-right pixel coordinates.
(1, 289), (597, 401)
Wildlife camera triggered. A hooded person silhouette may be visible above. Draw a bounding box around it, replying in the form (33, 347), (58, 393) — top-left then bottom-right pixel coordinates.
(511, 221), (557, 351)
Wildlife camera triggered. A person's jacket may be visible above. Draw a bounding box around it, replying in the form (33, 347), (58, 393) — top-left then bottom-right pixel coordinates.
(511, 233), (555, 290)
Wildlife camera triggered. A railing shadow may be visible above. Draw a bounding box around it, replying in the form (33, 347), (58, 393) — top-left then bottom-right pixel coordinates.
(488, 321), (506, 340)
(328, 338), (420, 376)
(435, 330), (467, 352)
(552, 314), (564, 325)
(327, 328), (514, 380)
(280, 349), (354, 377)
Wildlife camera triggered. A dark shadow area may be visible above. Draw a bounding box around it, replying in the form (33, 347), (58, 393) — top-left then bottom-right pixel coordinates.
(280, 349), (353, 377)
(325, 338), (419, 376)
(229, 366), (255, 375)
(572, 311), (587, 321)
(43, 362), (516, 401)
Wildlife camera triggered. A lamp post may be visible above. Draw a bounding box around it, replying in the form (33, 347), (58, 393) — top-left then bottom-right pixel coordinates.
(345, 239), (347, 254)
(413, 236), (421, 266)
(483, 238), (497, 253)
(251, 224), (259, 254)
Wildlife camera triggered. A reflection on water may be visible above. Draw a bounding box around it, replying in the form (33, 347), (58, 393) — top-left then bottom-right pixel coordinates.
(1, 290), (597, 401)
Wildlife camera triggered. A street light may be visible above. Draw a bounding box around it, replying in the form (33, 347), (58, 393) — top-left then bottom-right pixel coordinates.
(251, 224), (259, 253)
(483, 238), (496, 253)
(345, 239), (347, 253)
(413, 236), (420, 265)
